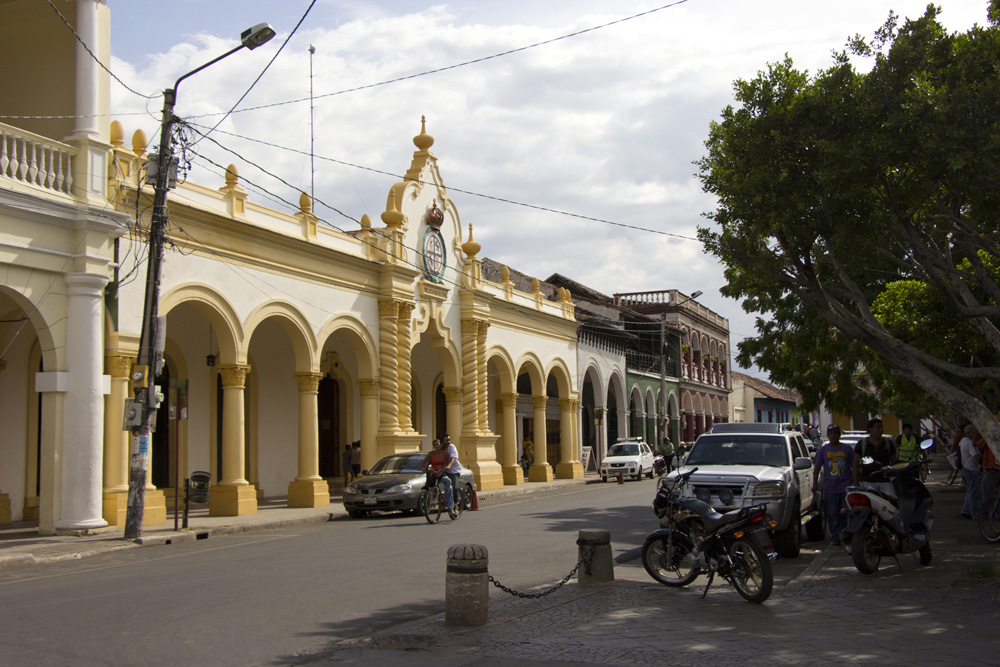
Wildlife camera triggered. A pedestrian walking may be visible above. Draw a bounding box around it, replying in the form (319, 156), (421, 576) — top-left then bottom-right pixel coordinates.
(350, 441), (361, 477)
(813, 424), (854, 546)
(342, 444), (353, 484)
(959, 424), (984, 520)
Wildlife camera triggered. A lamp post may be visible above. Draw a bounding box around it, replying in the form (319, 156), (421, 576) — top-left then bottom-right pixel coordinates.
(660, 290), (702, 456)
(124, 24), (275, 540)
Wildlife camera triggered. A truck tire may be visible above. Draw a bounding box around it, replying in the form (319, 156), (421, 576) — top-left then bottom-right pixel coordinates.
(773, 508), (801, 558)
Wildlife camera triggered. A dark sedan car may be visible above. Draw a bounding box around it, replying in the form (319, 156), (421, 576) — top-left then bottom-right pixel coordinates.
(342, 452), (476, 518)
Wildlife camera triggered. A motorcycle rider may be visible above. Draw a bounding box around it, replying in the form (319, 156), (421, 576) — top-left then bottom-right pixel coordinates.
(852, 417), (897, 491)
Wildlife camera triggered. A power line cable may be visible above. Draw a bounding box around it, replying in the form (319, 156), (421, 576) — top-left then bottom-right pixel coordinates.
(185, 0), (693, 119)
(43, 0), (157, 100)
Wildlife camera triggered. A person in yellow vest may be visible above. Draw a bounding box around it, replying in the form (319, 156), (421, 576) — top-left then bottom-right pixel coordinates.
(896, 423), (920, 462)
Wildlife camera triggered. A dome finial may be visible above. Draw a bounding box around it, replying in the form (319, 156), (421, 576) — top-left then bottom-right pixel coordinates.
(413, 115), (434, 151)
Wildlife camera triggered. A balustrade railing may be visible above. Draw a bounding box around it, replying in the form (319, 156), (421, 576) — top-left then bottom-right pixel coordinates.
(0, 124), (75, 196)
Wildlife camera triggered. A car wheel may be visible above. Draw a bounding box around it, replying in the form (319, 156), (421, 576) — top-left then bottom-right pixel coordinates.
(773, 508), (801, 558)
(646, 465), (654, 479)
(602, 475), (608, 483)
(347, 509), (366, 519)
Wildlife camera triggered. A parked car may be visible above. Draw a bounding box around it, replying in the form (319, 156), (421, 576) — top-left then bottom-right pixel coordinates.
(667, 422), (822, 558)
(600, 438), (655, 482)
(343, 452), (476, 518)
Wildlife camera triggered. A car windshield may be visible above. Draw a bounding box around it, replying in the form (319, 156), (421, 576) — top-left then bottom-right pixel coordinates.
(686, 435), (788, 466)
(608, 444), (640, 457)
(368, 454), (425, 474)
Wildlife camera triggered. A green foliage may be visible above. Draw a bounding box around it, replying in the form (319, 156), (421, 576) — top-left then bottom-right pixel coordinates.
(697, 5), (1000, 422)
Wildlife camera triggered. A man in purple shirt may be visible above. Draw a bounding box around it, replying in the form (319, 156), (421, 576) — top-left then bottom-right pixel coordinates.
(813, 424), (855, 546)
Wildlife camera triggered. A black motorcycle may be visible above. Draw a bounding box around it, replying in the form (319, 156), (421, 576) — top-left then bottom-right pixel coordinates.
(641, 466), (778, 603)
(653, 454), (668, 476)
(841, 439), (935, 574)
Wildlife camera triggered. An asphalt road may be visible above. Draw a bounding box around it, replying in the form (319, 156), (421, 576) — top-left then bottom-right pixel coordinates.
(3, 477), (779, 667)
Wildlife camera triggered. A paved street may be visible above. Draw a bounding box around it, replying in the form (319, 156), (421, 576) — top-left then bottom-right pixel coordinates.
(1, 464), (998, 667)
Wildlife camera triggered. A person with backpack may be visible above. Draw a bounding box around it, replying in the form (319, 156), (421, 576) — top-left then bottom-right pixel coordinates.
(852, 417), (897, 485)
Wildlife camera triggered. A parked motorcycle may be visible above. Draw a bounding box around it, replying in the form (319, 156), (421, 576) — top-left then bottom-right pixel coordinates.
(653, 454), (668, 476)
(641, 466), (778, 603)
(842, 439), (935, 574)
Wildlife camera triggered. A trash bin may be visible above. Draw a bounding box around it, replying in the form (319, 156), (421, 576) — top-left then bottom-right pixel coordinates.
(189, 471), (211, 503)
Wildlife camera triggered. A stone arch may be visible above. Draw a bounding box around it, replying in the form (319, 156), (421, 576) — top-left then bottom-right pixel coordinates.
(316, 313), (379, 380)
(544, 357), (574, 400)
(515, 352), (545, 395)
(485, 345), (516, 394)
(244, 300), (318, 372)
(0, 285), (58, 370)
(160, 283), (244, 364)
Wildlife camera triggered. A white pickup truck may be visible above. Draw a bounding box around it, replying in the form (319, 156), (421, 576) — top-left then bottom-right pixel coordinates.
(668, 423), (824, 558)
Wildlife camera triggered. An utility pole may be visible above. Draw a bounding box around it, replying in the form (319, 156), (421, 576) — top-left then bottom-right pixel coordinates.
(122, 24), (275, 540)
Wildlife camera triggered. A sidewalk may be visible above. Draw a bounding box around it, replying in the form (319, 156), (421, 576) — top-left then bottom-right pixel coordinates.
(0, 472), (599, 570)
(294, 463), (1000, 667)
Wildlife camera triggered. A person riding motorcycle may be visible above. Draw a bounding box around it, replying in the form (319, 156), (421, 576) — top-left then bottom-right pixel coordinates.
(853, 417), (897, 487)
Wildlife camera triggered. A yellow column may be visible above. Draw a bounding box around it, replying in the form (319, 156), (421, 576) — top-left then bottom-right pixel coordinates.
(288, 372), (329, 507)
(396, 302), (414, 431)
(358, 379), (380, 472)
(101, 353), (132, 525)
(444, 386), (463, 449)
(529, 395), (553, 482)
(501, 392), (523, 485)
(477, 321), (489, 431)
(210, 364), (257, 516)
(378, 300), (399, 431)
(460, 320), (479, 435)
(556, 397), (584, 479)
(0, 361), (8, 523)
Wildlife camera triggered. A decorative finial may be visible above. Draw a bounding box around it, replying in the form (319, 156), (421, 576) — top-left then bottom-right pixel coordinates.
(413, 115), (434, 151)
(110, 120), (124, 147)
(131, 129), (147, 157)
(531, 278), (540, 293)
(462, 223), (481, 258)
(299, 191), (312, 213)
(501, 266), (510, 282)
(360, 213), (372, 230)
(225, 164), (239, 188)
(381, 189), (406, 227)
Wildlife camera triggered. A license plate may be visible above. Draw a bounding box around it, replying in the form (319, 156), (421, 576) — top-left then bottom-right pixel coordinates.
(750, 526), (777, 556)
(363, 496), (378, 505)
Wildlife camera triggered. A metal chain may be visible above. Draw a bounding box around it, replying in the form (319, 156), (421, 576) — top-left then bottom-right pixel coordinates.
(488, 545), (593, 599)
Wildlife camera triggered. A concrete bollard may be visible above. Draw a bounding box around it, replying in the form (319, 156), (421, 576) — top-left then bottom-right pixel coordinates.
(577, 529), (614, 585)
(446, 543), (489, 626)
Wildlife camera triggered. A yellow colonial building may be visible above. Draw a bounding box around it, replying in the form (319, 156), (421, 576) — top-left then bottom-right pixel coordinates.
(1, 0), (599, 534)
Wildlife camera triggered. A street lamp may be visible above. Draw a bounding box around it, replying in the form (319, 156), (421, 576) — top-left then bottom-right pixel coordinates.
(124, 23), (275, 540)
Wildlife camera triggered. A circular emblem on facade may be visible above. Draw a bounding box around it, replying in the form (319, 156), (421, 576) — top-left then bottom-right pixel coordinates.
(422, 226), (446, 283)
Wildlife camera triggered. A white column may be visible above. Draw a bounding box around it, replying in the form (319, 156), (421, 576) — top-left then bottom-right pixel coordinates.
(71, 0), (102, 140)
(56, 273), (109, 530)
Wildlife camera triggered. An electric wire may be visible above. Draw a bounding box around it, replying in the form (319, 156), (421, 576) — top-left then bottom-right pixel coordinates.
(187, 122), (700, 242)
(186, 0), (693, 119)
(43, 0), (157, 100)
(192, 0), (318, 146)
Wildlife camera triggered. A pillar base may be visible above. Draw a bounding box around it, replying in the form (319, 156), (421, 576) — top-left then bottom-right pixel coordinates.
(0, 493), (10, 524)
(460, 433), (504, 490)
(209, 484), (258, 517)
(501, 465), (524, 486)
(23, 496), (39, 521)
(287, 479), (330, 508)
(143, 488), (167, 526)
(555, 461), (584, 480)
(102, 490), (128, 527)
(528, 463), (554, 482)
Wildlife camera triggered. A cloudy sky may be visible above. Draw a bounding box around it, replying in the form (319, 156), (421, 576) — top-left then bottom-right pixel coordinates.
(106, 1), (990, 379)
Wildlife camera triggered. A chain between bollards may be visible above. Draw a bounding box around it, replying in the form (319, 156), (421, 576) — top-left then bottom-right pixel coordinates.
(488, 545), (593, 599)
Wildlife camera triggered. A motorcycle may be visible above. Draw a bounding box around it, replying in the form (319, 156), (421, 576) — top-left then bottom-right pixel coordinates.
(841, 439), (935, 574)
(641, 466), (778, 603)
(653, 454), (668, 476)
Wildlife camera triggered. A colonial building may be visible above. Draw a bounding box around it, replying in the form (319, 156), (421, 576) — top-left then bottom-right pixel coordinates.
(729, 370), (800, 424)
(0, 1), (715, 534)
(613, 290), (731, 447)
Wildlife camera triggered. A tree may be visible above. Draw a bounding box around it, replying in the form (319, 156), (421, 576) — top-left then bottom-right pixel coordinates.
(697, 4), (1000, 456)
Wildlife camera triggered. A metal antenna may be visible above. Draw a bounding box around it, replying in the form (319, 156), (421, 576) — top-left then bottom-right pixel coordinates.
(308, 44), (316, 204)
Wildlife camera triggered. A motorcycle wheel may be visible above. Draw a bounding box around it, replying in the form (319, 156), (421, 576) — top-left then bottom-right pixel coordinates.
(641, 532), (699, 587)
(727, 537), (773, 604)
(918, 541), (932, 565)
(850, 525), (881, 574)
